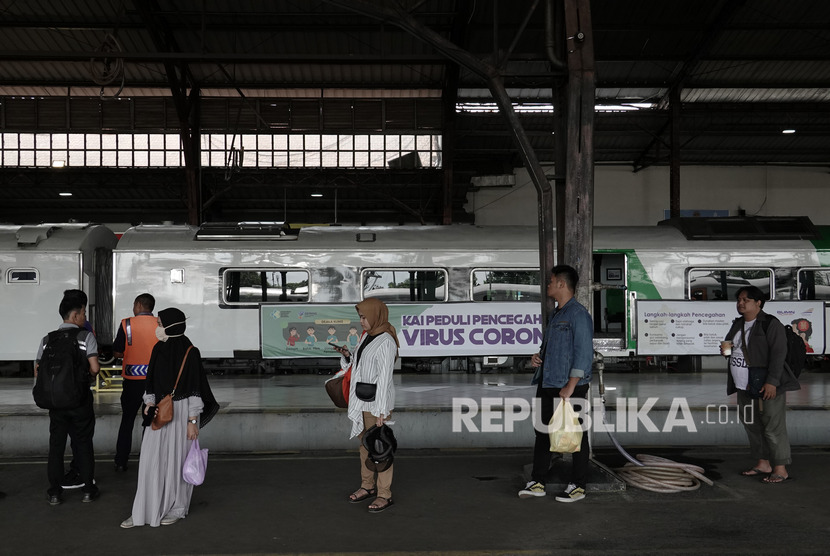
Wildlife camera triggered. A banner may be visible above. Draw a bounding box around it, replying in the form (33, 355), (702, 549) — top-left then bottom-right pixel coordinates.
(260, 302), (543, 359)
(636, 300), (825, 355)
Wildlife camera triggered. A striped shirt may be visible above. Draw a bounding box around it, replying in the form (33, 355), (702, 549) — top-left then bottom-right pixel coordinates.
(343, 332), (397, 439)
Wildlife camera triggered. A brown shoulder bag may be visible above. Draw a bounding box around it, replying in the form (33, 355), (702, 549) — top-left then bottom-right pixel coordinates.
(151, 346), (193, 430)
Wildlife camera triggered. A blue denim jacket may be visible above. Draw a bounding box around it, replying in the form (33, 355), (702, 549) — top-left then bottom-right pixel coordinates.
(532, 298), (594, 388)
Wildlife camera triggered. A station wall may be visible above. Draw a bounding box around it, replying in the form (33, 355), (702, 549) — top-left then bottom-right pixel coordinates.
(464, 165), (830, 226)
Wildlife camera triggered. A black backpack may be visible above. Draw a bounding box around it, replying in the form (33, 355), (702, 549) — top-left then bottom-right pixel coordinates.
(33, 328), (90, 409)
(762, 316), (808, 378)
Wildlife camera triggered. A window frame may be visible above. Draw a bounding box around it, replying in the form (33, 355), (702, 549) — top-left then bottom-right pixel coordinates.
(797, 267), (830, 300)
(220, 267), (310, 307)
(686, 267), (774, 301)
(360, 267), (448, 303)
(6, 267), (39, 284)
(470, 267), (541, 302)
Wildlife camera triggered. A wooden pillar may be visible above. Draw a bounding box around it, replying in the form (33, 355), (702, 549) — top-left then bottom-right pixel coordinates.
(562, 0), (596, 310)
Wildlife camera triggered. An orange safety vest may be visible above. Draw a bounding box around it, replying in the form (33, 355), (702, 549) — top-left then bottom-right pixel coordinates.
(121, 314), (158, 380)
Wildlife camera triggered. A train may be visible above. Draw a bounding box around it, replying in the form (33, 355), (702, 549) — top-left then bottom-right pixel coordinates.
(2, 217), (828, 374)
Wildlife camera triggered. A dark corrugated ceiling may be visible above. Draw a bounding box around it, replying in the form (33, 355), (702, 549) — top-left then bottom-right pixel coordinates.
(0, 0), (829, 225)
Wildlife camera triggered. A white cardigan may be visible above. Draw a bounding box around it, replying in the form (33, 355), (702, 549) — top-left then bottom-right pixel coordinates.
(341, 332), (397, 439)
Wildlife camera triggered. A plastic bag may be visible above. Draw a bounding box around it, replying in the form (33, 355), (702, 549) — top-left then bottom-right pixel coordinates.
(182, 439), (209, 485)
(548, 400), (583, 453)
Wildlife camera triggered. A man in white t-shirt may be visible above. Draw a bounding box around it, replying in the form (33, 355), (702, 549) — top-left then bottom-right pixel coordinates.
(722, 286), (800, 484)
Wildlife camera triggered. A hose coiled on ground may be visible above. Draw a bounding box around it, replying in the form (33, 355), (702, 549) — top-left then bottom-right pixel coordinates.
(595, 353), (713, 493)
(613, 453), (714, 493)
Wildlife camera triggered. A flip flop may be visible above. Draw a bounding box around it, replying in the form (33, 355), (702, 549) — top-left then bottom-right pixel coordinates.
(762, 474), (791, 484)
(349, 487), (376, 503)
(740, 468), (770, 477)
(368, 497), (394, 513)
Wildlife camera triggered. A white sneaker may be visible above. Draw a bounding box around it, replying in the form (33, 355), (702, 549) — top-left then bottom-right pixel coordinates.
(555, 482), (586, 503)
(120, 517), (135, 529)
(161, 514), (181, 526)
(518, 480), (546, 498)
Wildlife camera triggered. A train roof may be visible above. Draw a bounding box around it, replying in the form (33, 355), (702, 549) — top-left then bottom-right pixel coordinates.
(116, 223), (542, 252)
(115, 220), (830, 254)
(0, 223), (117, 251)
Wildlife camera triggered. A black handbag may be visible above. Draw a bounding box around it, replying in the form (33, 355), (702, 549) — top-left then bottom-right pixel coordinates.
(355, 381), (377, 402)
(741, 324), (767, 399)
(746, 367), (767, 399)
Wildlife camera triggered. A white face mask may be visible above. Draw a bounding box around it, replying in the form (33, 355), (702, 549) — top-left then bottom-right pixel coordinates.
(155, 321), (186, 342)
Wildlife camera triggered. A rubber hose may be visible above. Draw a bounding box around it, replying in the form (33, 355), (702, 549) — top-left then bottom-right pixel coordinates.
(613, 454), (714, 493)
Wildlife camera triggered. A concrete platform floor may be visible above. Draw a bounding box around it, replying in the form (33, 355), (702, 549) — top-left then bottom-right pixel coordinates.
(2, 446), (828, 556)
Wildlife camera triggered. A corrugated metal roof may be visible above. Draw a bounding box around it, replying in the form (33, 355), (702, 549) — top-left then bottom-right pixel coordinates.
(0, 0), (829, 225)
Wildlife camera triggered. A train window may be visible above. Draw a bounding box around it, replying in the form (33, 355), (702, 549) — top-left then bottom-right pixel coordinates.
(688, 268), (772, 301)
(798, 269), (830, 300)
(7, 268), (39, 284)
(362, 269), (447, 302)
(472, 269), (541, 302)
(774, 267), (799, 300)
(222, 269), (309, 305)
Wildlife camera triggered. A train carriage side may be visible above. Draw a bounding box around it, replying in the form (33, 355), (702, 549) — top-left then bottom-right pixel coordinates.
(0, 223), (117, 364)
(113, 224), (542, 370)
(594, 223), (830, 362)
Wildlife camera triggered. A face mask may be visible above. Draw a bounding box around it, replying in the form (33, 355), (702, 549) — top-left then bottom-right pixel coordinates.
(155, 321), (186, 342)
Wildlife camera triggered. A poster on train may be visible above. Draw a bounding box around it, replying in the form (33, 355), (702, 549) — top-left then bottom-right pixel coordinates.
(636, 300), (825, 355)
(260, 302), (543, 358)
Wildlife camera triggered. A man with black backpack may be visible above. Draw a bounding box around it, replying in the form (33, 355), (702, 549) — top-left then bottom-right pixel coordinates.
(34, 290), (101, 505)
(722, 286), (801, 485)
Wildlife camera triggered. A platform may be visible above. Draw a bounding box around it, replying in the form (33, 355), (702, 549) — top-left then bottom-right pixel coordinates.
(1, 365), (828, 458)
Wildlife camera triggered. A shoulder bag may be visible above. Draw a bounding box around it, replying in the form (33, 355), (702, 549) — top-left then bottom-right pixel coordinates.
(152, 345), (193, 430)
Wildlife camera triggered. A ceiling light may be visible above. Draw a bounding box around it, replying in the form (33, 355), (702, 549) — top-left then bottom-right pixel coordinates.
(782, 129), (796, 134)
(52, 160), (66, 168)
(310, 193), (323, 197)
(59, 192), (72, 197)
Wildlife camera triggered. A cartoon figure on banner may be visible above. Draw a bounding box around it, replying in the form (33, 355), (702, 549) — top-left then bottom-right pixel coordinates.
(790, 318), (814, 353)
(347, 325), (360, 349)
(327, 326), (339, 345)
(305, 326), (318, 345)
(286, 327), (300, 347)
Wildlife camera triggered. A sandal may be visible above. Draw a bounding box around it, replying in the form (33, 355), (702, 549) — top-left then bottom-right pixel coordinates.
(740, 467), (770, 477)
(368, 497), (394, 513)
(349, 487), (376, 503)
(762, 474), (791, 484)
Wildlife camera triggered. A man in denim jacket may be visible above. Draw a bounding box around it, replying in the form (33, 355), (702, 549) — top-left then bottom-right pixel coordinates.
(519, 265), (594, 502)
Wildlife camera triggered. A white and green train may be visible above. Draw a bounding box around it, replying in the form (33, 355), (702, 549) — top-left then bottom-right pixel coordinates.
(3, 217), (828, 371)
(112, 217), (829, 371)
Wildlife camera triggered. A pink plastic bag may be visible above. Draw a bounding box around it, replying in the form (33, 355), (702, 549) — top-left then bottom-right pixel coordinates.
(182, 439), (209, 486)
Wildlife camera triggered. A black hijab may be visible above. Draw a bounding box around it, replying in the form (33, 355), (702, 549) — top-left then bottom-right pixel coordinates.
(146, 308), (219, 427)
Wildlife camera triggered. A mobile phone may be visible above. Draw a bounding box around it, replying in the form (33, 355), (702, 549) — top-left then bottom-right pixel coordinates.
(142, 404), (158, 427)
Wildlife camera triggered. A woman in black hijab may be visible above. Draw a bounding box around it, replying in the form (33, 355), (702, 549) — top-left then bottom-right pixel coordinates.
(120, 308), (218, 529)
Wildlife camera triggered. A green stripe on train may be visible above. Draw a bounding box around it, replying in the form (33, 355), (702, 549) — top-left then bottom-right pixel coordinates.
(810, 226), (830, 266)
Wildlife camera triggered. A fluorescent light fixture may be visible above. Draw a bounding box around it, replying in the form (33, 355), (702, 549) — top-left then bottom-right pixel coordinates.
(59, 192), (72, 197)
(782, 129), (796, 134)
(52, 160), (66, 168)
(310, 193), (323, 197)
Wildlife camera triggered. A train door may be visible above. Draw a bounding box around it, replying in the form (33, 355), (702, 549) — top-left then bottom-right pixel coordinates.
(593, 253), (627, 342)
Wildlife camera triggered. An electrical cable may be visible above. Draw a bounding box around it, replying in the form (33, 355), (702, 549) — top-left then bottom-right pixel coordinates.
(89, 32), (125, 99)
